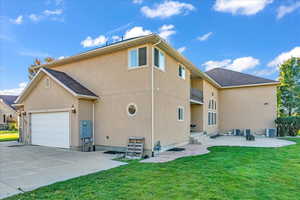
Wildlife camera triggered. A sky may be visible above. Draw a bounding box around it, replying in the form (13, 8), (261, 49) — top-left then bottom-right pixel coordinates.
(0, 0), (300, 95)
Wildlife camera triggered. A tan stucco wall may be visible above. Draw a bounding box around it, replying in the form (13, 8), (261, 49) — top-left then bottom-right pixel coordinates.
(190, 78), (204, 132)
(219, 85), (277, 134)
(191, 104), (203, 132)
(22, 75), (79, 148)
(53, 44), (153, 150)
(202, 80), (219, 134)
(0, 100), (17, 124)
(153, 48), (191, 149)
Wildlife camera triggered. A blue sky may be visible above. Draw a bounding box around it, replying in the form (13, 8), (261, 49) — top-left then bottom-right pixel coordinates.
(1, 0), (300, 94)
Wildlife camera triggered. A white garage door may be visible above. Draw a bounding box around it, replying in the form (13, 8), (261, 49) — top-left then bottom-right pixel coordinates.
(31, 112), (70, 148)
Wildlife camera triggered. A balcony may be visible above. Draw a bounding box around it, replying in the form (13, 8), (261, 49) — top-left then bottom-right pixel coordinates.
(190, 88), (203, 104)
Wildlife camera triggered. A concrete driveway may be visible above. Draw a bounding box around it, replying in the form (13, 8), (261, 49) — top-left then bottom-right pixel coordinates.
(0, 141), (125, 199)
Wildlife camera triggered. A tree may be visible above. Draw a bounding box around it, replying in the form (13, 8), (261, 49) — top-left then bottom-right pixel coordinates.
(277, 57), (300, 117)
(28, 57), (55, 80)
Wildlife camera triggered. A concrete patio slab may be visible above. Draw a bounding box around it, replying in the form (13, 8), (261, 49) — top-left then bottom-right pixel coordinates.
(0, 141), (126, 199)
(141, 136), (296, 163)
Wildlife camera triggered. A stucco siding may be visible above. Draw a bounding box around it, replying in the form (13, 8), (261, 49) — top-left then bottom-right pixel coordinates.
(22, 75), (79, 148)
(53, 44), (153, 150)
(153, 48), (191, 149)
(219, 85), (277, 134)
(0, 101), (17, 124)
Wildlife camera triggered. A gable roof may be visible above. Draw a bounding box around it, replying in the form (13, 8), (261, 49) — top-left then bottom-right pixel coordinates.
(0, 95), (18, 109)
(43, 68), (98, 97)
(15, 68), (98, 104)
(205, 68), (279, 88)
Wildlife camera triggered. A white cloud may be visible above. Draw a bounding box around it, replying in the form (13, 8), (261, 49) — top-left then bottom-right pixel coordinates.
(58, 56), (65, 60)
(19, 50), (50, 58)
(0, 82), (27, 95)
(141, 0), (195, 19)
(197, 32), (213, 41)
(43, 9), (63, 16)
(203, 57), (260, 72)
(158, 24), (176, 40)
(133, 0), (143, 4)
(268, 47), (300, 67)
(9, 15), (23, 24)
(124, 26), (152, 39)
(277, 2), (300, 19)
(29, 14), (43, 22)
(80, 35), (108, 48)
(213, 0), (273, 15)
(177, 46), (186, 53)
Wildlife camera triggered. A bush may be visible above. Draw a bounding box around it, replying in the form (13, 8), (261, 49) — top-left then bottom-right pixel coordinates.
(8, 122), (17, 131)
(275, 117), (300, 136)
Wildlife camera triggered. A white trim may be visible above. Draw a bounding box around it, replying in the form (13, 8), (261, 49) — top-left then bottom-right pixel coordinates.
(28, 108), (72, 114)
(127, 103), (138, 117)
(190, 99), (203, 104)
(15, 68), (98, 104)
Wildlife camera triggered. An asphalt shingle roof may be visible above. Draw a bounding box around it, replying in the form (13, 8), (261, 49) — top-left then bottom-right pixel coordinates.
(43, 68), (98, 97)
(205, 68), (278, 87)
(0, 95), (18, 109)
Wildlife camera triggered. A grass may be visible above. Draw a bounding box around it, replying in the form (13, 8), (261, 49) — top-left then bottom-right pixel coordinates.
(0, 130), (19, 142)
(5, 138), (300, 200)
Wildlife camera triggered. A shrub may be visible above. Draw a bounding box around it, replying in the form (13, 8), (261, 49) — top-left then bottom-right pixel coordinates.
(275, 116), (300, 136)
(8, 122), (17, 131)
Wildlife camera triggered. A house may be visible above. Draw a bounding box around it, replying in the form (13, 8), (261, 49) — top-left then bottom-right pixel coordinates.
(15, 34), (279, 154)
(0, 95), (18, 126)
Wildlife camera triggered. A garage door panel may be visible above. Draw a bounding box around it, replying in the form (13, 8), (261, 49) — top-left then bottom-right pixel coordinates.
(31, 112), (70, 148)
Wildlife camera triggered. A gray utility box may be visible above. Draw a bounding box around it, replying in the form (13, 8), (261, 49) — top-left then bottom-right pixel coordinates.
(80, 120), (93, 139)
(80, 120), (93, 152)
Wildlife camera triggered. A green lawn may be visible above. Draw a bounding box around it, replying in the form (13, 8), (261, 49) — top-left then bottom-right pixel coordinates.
(0, 130), (19, 142)
(6, 138), (300, 200)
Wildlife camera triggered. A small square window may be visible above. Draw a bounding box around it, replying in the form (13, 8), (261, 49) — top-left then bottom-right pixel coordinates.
(178, 107), (184, 121)
(178, 64), (185, 79)
(45, 78), (50, 88)
(154, 48), (165, 70)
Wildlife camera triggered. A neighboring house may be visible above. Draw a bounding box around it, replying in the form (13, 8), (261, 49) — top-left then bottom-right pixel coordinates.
(15, 34), (279, 154)
(0, 95), (18, 125)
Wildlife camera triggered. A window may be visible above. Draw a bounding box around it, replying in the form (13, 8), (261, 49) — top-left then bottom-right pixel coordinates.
(154, 48), (165, 70)
(178, 107), (184, 121)
(127, 103), (137, 116)
(208, 112), (217, 125)
(45, 78), (50, 88)
(178, 64), (185, 79)
(128, 47), (147, 68)
(3, 115), (5, 123)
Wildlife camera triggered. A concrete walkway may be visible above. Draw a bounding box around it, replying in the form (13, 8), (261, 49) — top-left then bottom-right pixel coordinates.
(141, 136), (296, 163)
(0, 141), (126, 199)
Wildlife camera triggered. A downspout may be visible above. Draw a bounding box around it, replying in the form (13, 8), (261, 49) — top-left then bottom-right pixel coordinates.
(92, 101), (95, 151)
(151, 39), (161, 157)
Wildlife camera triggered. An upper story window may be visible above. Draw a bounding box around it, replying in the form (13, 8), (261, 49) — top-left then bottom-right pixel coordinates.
(128, 47), (147, 68)
(154, 47), (165, 71)
(178, 64), (185, 80)
(178, 106), (184, 121)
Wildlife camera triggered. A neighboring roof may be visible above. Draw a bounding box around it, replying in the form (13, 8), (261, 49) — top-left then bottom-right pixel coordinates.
(43, 68), (98, 97)
(0, 95), (18, 109)
(15, 68), (98, 104)
(205, 68), (279, 88)
(29, 34), (221, 88)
